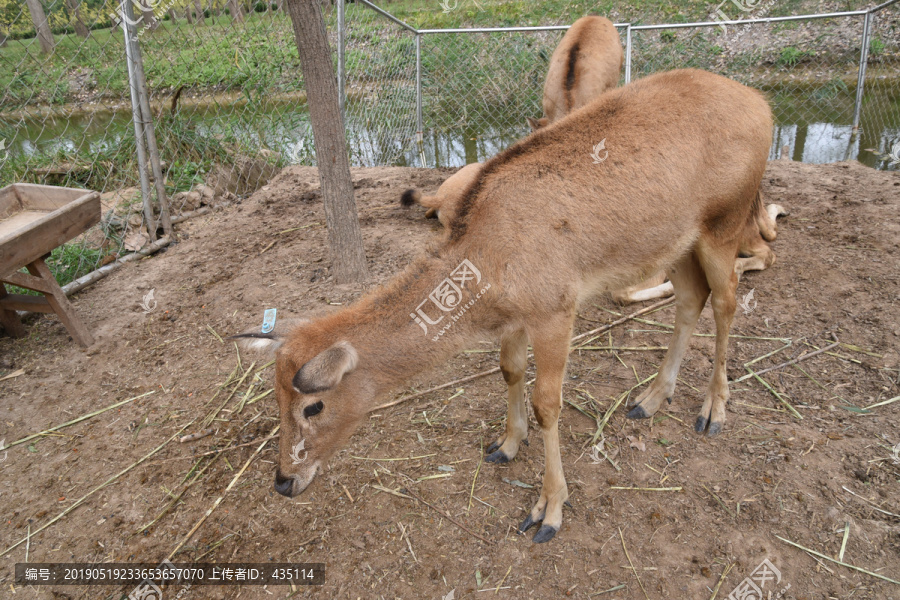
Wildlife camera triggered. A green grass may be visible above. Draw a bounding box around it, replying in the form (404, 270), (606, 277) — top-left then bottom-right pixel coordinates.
(2, 0), (882, 111)
(777, 46), (815, 67)
(375, 0), (873, 28)
(0, 11), (304, 111)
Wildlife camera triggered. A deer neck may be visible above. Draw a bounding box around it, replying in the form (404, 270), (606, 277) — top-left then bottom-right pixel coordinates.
(319, 252), (496, 399)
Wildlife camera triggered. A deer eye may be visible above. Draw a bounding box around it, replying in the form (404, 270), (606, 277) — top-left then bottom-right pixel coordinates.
(303, 401), (324, 419)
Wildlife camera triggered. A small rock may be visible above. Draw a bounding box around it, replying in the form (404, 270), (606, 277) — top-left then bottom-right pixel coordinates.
(195, 185), (215, 200)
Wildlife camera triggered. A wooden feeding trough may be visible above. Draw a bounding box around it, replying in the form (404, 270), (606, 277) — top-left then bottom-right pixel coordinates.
(0, 183), (101, 347)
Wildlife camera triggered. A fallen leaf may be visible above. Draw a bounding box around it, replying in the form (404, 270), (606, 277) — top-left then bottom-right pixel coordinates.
(627, 435), (646, 452)
(0, 368), (25, 382)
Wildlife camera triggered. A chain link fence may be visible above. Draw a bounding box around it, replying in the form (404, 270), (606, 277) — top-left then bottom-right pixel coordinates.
(862, 2), (900, 168)
(1, 0), (898, 293)
(342, 2), (417, 167)
(407, 2), (899, 168)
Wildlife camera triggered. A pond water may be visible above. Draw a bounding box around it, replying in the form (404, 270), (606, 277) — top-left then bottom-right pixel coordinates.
(2, 85), (898, 174)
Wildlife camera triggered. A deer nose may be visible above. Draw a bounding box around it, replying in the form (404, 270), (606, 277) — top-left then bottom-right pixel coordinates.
(274, 469), (294, 497)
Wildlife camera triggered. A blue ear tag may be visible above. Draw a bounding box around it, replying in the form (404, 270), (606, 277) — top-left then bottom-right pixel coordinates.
(261, 308), (277, 334)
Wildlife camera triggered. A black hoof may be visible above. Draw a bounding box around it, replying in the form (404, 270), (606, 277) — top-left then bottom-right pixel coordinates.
(485, 441), (501, 454)
(564, 500), (573, 509)
(707, 422), (722, 436)
(533, 525), (558, 544)
(518, 514), (541, 533)
(694, 415), (708, 433)
(626, 405), (649, 420)
(485, 450), (510, 464)
(666, 397), (672, 404)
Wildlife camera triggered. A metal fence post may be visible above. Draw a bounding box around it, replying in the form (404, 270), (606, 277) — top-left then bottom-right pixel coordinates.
(852, 11), (872, 134)
(624, 24), (632, 84)
(415, 33), (425, 167)
(121, 0), (157, 242)
(337, 0), (346, 122)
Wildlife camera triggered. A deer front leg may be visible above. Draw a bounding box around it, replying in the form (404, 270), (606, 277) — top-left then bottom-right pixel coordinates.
(485, 329), (529, 463)
(696, 249), (739, 436)
(518, 316), (572, 543)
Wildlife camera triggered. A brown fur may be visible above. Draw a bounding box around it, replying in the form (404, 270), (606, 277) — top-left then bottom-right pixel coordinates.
(239, 69), (773, 543)
(527, 16), (623, 130)
(405, 166), (784, 306)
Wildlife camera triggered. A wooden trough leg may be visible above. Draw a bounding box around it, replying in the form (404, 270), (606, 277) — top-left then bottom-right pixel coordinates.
(0, 284), (27, 339)
(25, 257), (95, 347)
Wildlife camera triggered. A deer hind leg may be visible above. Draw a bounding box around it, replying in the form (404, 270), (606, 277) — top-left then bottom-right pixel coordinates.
(735, 230), (776, 277)
(485, 328), (529, 463)
(611, 271), (673, 304)
(695, 241), (740, 436)
(626, 254), (709, 420)
(518, 314), (573, 544)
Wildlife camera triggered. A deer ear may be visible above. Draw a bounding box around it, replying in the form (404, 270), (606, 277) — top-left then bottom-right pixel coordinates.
(229, 318), (309, 356)
(526, 116), (548, 131)
(293, 341), (358, 394)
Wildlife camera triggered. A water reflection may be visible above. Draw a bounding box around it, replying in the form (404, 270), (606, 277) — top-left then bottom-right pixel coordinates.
(2, 92), (897, 173)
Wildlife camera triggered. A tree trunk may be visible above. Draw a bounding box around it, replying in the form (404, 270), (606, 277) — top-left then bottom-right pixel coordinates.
(167, 8), (178, 24)
(229, 0), (245, 23)
(25, 0), (55, 54)
(141, 3), (159, 31)
(64, 0), (91, 38)
(185, 5), (194, 24)
(194, 0), (206, 23)
(283, 0), (368, 284)
(0, 26), (8, 47)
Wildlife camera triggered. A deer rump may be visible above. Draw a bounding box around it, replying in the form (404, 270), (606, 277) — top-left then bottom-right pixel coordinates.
(528, 15), (623, 130)
(236, 69), (775, 545)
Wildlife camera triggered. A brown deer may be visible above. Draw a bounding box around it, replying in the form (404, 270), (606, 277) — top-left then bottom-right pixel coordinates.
(526, 15), (623, 131)
(403, 173), (785, 303)
(235, 69), (773, 543)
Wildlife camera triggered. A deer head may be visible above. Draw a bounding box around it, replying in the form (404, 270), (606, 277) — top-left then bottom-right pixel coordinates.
(232, 320), (374, 497)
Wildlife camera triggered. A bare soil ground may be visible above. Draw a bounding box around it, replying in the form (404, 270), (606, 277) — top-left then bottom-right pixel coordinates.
(0, 160), (898, 600)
